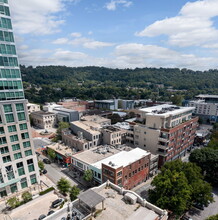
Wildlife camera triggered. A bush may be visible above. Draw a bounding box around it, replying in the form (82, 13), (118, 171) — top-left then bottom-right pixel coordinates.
(22, 191), (32, 203)
(6, 197), (20, 209)
(39, 187), (55, 196)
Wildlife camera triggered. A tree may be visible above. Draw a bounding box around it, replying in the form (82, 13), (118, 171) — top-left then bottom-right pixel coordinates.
(6, 197), (20, 209)
(83, 170), (93, 182)
(38, 160), (45, 172)
(47, 148), (56, 161)
(70, 185), (80, 201)
(171, 95), (183, 106)
(57, 178), (71, 195)
(56, 122), (70, 140)
(148, 160), (213, 216)
(206, 214), (218, 220)
(189, 148), (218, 184)
(22, 191), (32, 203)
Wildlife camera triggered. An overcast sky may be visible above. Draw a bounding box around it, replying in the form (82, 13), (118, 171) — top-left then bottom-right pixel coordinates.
(9, 0), (218, 70)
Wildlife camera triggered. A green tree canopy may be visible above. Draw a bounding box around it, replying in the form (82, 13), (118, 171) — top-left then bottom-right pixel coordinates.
(206, 214), (218, 220)
(189, 148), (218, 184)
(6, 197), (20, 209)
(56, 121), (70, 141)
(57, 178), (71, 195)
(83, 169), (93, 182)
(149, 160), (213, 216)
(38, 160), (45, 171)
(47, 148), (56, 161)
(70, 185), (80, 201)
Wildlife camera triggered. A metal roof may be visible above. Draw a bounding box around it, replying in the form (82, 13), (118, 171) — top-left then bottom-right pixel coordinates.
(78, 190), (105, 208)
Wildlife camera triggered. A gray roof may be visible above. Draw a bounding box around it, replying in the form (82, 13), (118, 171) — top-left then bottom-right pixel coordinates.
(78, 190), (105, 208)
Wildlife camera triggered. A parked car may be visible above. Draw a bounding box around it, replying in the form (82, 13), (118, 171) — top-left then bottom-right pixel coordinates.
(38, 214), (46, 220)
(61, 217), (66, 220)
(193, 203), (204, 210)
(42, 169), (47, 174)
(51, 198), (64, 208)
(47, 210), (55, 216)
(181, 214), (192, 220)
(36, 152), (40, 156)
(43, 158), (51, 164)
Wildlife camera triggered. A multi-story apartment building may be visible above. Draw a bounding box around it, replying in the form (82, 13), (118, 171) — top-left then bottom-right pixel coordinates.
(134, 104), (198, 167)
(188, 94), (218, 123)
(0, 0), (39, 197)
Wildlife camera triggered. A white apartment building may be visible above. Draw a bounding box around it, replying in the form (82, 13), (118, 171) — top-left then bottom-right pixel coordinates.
(26, 102), (40, 114)
(134, 104), (198, 167)
(189, 94), (218, 123)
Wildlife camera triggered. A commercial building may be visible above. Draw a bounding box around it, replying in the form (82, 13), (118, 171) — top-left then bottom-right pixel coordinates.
(81, 115), (111, 126)
(62, 129), (93, 151)
(26, 102), (40, 114)
(0, 0), (39, 198)
(99, 148), (150, 189)
(71, 145), (132, 184)
(95, 99), (118, 110)
(31, 111), (56, 129)
(134, 104), (198, 167)
(119, 99), (135, 110)
(53, 107), (80, 123)
(102, 126), (122, 145)
(45, 180), (168, 220)
(189, 94), (218, 123)
(42, 103), (63, 112)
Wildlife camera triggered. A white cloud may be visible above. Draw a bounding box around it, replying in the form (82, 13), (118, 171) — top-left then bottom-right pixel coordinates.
(9, 0), (74, 35)
(71, 32), (82, 37)
(105, 0), (132, 11)
(136, 0), (218, 47)
(52, 36), (115, 49)
(52, 38), (69, 44)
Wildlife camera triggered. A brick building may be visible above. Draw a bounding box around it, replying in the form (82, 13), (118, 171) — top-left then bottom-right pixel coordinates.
(101, 148), (150, 189)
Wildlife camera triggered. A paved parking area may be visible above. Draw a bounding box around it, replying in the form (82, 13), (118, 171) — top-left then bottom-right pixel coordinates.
(10, 192), (60, 220)
(187, 187), (218, 220)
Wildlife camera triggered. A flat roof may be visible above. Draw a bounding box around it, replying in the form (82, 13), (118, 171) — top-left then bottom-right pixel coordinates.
(71, 121), (101, 135)
(196, 94), (218, 99)
(72, 145), (132, 165)
(47, 143), (75, 156)
(54, 107), (78, 113)
(95, 100), (115, 104)
(78, 189), (105, 208)
(139, 104), (195, 117)
(92, 148), (150, 169)
(31, 111), (55, 116)
(81, 115), (110, 124)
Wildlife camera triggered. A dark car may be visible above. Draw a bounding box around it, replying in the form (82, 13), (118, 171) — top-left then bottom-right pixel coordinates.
(193, 203), (204, 210)
(36, 152), (40, 156)
(42, 169), (47, 174)
(51, 198), (64, 208)
(43, 158), (51, 164)
(61, 218), (66, 220)
(47, 210), (55, 216)
(38, 214), (46, 220)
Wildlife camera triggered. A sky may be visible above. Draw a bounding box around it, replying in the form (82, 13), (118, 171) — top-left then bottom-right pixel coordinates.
(9, 0), (218, 70)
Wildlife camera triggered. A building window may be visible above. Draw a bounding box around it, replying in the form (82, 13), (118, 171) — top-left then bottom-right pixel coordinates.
(6, 165), (14, 180)
(27, 159), (35, 172)
(25, 150), (32, 157)
(3, 104), (12, 113)
(23, 141), (30, 148)
(10, 134), (18, 142)
(117, 171), (122, 177)
(16, 162), (25, 176)
(12, 143), (20, 151)
(14, 152), (22, 160)
(10, 183), (17, 193)
(8, 125), (16, 133)
(21, 132), (29, 140)
(0, 136), (6, 145)
(30, 174), (37, 184)
(16, 103), (24, 111)
(0, 126), (4, 134)
(17, 112), (26, 121)
(21, 178), (27, 189)
(103, 168), (114, 177)
(3, 155), (11, 163)
(0, 146), (8, 154)
(5, 113), (14, 123)
(19, 123), (27, 130)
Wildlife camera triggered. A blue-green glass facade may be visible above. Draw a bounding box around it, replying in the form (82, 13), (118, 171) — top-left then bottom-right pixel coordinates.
(0, 1), (24, 101)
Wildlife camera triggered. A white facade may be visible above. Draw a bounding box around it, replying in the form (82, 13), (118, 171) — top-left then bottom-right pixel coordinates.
(27, 103), (40, 114)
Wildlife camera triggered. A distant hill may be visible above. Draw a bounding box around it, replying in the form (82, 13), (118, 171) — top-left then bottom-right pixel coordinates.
(20, 65), (218, 104)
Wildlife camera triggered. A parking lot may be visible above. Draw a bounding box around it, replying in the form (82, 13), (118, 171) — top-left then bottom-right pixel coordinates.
(187, 187), (218, 220)
(10, 191), (60, 220)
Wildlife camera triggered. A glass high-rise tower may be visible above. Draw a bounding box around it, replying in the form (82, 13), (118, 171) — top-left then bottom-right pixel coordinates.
(0, 0), (39, 197)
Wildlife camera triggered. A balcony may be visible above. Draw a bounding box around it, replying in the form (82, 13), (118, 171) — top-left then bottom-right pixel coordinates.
(158, 137), (169, 143)
(157, 148), (168, 156)
(157, 144), (169, 151)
